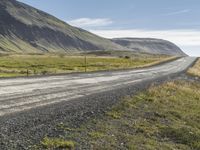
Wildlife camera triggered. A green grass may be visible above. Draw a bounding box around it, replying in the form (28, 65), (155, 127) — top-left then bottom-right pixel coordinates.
(0, 54), (172, 78)
(88, 131), (106, 139)
(41, 137), (75, 149)
(38, 80), (200, 149)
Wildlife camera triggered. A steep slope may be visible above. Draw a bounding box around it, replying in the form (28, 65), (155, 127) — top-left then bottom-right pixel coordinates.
(112, 38), (186, 56)
(0, 0), (123, 53)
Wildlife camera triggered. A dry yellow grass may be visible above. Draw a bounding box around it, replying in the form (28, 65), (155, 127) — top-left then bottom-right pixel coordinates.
(187, 58), (200, 77)
(136, 56), (178, 68)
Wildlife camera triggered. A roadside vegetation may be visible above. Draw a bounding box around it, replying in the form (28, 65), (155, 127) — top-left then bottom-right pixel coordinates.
(41, 137), (75, 149)
(0, 52), (175, 77)
(38, 80), (200, 149)
(187, 58), (200, 77)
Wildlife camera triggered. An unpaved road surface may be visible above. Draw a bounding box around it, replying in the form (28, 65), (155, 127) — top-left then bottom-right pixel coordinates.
(0, 57), (197, 149)
(0, 57), (196, 117)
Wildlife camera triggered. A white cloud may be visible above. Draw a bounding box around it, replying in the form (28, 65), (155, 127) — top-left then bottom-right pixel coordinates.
(68, 18), (113, 28)
(90, 29), (200, 56)
(163, 9), (191, 16)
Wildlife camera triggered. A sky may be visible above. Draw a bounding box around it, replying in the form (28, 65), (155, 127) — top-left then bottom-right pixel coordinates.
(17, 0), (200, 56)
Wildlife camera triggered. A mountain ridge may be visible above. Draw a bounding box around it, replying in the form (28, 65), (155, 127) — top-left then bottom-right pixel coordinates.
(0, 0), (186, 56)
(0, 0), (124, 53)
(112, 38), (186, 56)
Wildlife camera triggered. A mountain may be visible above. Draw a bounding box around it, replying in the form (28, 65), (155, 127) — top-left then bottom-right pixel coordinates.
(112, 38), (186, 56)
(0, 0), (124, 53)
(0, 0), (186, 56)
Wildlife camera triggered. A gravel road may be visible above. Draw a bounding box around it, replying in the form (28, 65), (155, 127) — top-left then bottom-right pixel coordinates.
(0, 57), (196, 117)
(0, 57), (196, 149)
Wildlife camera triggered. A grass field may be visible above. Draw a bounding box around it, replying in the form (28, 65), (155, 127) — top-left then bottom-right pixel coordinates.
(0, 53), (174, 77)
(187, 58), (200, 77)
(38, 80), (200, 149)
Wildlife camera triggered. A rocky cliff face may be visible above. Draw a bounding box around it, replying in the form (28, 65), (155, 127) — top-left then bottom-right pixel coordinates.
(112, 38), (186, 56)
(0, 0), (186, 56)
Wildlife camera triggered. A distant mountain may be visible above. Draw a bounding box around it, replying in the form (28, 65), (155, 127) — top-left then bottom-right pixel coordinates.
(112, 38), (186, 56)
(0, 0), (186, 56)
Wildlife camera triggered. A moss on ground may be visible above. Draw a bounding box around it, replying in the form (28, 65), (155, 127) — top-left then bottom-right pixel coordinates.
(41, 137), (75, 149)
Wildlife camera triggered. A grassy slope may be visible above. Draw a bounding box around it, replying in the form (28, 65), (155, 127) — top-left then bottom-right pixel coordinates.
(187, 58), (200, 77)
(0, 54), (174, 78)
(0, 36), (41, 53)
(38, 80), (200, 150)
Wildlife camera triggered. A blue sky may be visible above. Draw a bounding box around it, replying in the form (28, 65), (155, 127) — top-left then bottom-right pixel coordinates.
(17, 0), (200, 56)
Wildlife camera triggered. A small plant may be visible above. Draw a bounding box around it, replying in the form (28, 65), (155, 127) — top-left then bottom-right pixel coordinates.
(41, 70), (48, 75)
(106, 111), (121, 119)
(124, 55), (131, 59)
(89, 131), (105, 139)
(41, 137), (75, 149)
(57, 123), (74, 131)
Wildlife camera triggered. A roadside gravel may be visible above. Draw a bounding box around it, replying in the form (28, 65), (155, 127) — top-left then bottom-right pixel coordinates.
(0, 58), (197, 149)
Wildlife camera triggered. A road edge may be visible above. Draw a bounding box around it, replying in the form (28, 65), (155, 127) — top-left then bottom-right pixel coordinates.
(0, 58), (197, 149)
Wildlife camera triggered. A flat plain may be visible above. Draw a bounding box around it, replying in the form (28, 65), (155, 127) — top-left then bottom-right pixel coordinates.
(0, 53), (173, 77)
